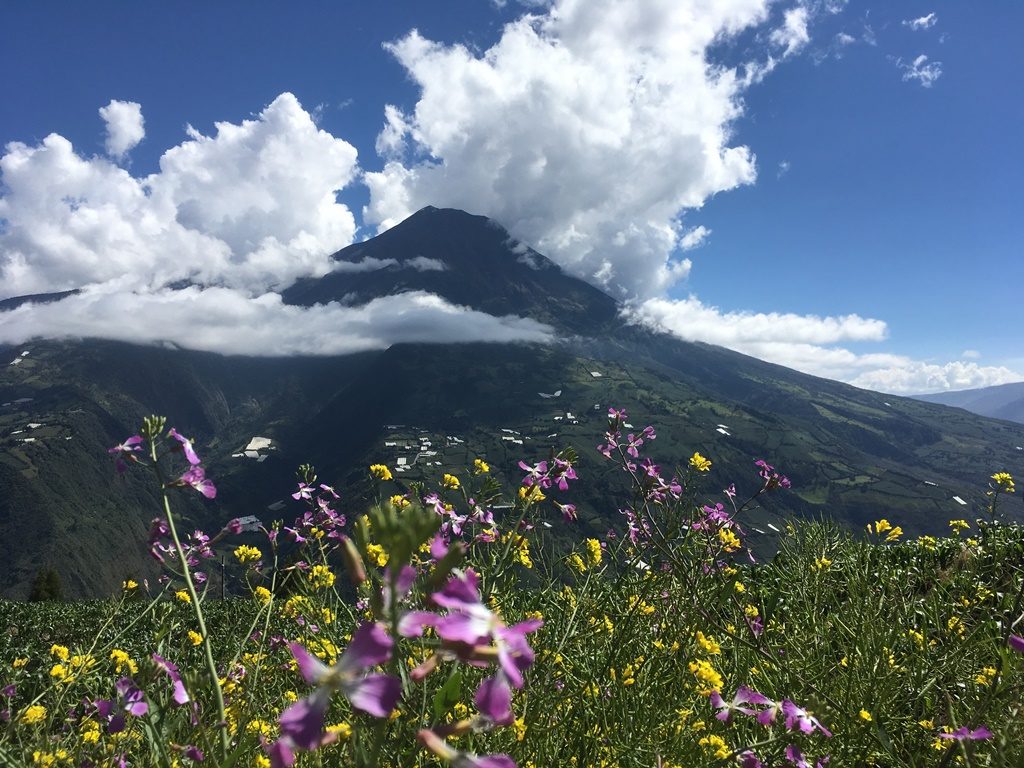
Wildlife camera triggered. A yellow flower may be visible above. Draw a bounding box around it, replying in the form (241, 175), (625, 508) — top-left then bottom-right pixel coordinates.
(308, 564), (336, 590)
(442, 473), (461, 490)
(885, 526), (903, 543)
(567, 553), (587, 572)
(21, 704), (47, 724)
(122, 579), (138, 591)
(234, 545), (262, 564)
(187, 631), (203, 647)
(80, 719), (101, 744)
(585, 538), (603, 568)
(389, 494), (410, 509)
(175, 590), (191, 604)
(907, 629), (925, 651)
(514, 716), (527, 741)
(110, 648), (138, 674)
(50, 644), (69, 662)
(868, 519), (891, 535)
(948, 519), (970, 534)
(13, 657), (29, 669)
(254, 757), (272, 768)
(733, 581), (746, 593)
(698, 734), (730, 760)
(919, 719), (934, 729)
(718, 527), (741, 552)
(689, 452), (712, 472)
(743, 605), (759, 618)
(859, 709), (872, 722)
(326, 722), (353, 741)
(518, 485), (545, 503)
(369, 464), (393, 481)
(814, 556), (833, 570)
(991, 472), (1015, 493)
(917, 535), (937, 551)
(473, 458), (490, 474)
(688, 659), (723, 694)
(253, 586), (272, 604)
(974, 666), (997, 686)
(366, 543), (389, 568)
(695, 631), (721, 656)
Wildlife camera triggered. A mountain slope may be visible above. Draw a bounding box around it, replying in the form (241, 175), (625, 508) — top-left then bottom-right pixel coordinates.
(2, 207), (1023, 597)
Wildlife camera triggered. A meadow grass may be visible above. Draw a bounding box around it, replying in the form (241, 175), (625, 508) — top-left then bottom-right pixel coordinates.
(0, 412), (1020, 768)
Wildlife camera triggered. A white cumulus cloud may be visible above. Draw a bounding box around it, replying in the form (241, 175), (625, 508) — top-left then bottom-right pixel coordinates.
(364, 0), (777, 300)
(0, 93), (360, 299)
(770, 6), (811, 57)
(99, 100), (145, 161)
(625, 296), (1021, 394)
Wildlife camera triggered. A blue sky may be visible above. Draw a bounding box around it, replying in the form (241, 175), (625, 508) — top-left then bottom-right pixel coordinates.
(0, 0), (1021, 393)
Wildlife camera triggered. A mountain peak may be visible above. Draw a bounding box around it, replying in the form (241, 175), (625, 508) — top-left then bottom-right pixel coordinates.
(283, 208), (619, 334)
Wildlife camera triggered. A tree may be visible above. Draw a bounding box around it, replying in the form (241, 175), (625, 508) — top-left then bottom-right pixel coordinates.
(28, 568), (64, 602)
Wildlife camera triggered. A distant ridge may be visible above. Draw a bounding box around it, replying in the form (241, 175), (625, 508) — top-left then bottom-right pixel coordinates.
(914, 381), (1024, 425)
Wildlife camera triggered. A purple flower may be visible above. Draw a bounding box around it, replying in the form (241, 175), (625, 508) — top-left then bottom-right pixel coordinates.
(418, 728), (516, 768)
(518, 460), (550, 489)
(709, 686), (771, 723)
(1010, 635), (1024, 653)
(430, 569), (541, 688)
(151, 654), (190, 706)
(738, 751), (763, 768)
(938, 726), (993, 741)
(94, 677), (149, 734)
(782, 700), (832, 737)
(179, 466), (216, 499)
(168, 428), (201, 465)
(291, 482), (314, 501)
(1, 684), (14, 697)
(755, 459), (791, 490)
(785, 744), (829, 768)
(109, 435), (143, 473)
(273, 623), (400, 759)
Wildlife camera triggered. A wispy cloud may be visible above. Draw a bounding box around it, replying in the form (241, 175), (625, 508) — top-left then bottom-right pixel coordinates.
(896, 54), (943, 87)
(902, 13), (937, 31)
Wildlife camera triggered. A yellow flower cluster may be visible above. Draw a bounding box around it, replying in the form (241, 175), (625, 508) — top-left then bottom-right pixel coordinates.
(175, 590), (191, 604)
(234, 544), (262, 564)
(991, 472), (1015, 493)
(504, 533), (533, 569)
(122, 579), (138, 591)
(308, 564), (336, 590)
(688, 659), (723, 694)
(698, 734), (730, 759)
(442, 473), (461, 490)
(867, 519), (903, 542)
(473, 458), (490, 474)
(718, 527), (741, 552)
(689, 452), (712, 472)
(21, 705), (47, 725)
(814, 555), (833, 571)
(254, 586), (273, 605)
(369, 463), (393, 481)
(585, 538), (603, 568)
(518, 485), (546, 503)
(187, 631), (203, 647)
(366, 543), (389, 568)
(948, 519), (970, 534)
(695, 631), (721, 655)
(974, 666), (997, 686)
(389, 494), (410, 509)
(110, 648), (138, 674)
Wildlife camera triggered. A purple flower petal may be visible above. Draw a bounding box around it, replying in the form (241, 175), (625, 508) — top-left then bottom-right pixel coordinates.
(343, 673), (401, 718)
(168, 428), (202, 465)
(289, 642), (330, 686)
(278, 688), (330, 751)
(474, 674), (513, 725)
(340, 623), (394, 673)
(264, 737), (296, 768)
(398, 610), (438, 638)
(1010, 635), (1024, 653)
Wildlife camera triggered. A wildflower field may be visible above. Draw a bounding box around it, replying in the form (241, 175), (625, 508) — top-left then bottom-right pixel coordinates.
(1, 410), (1022, 768)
